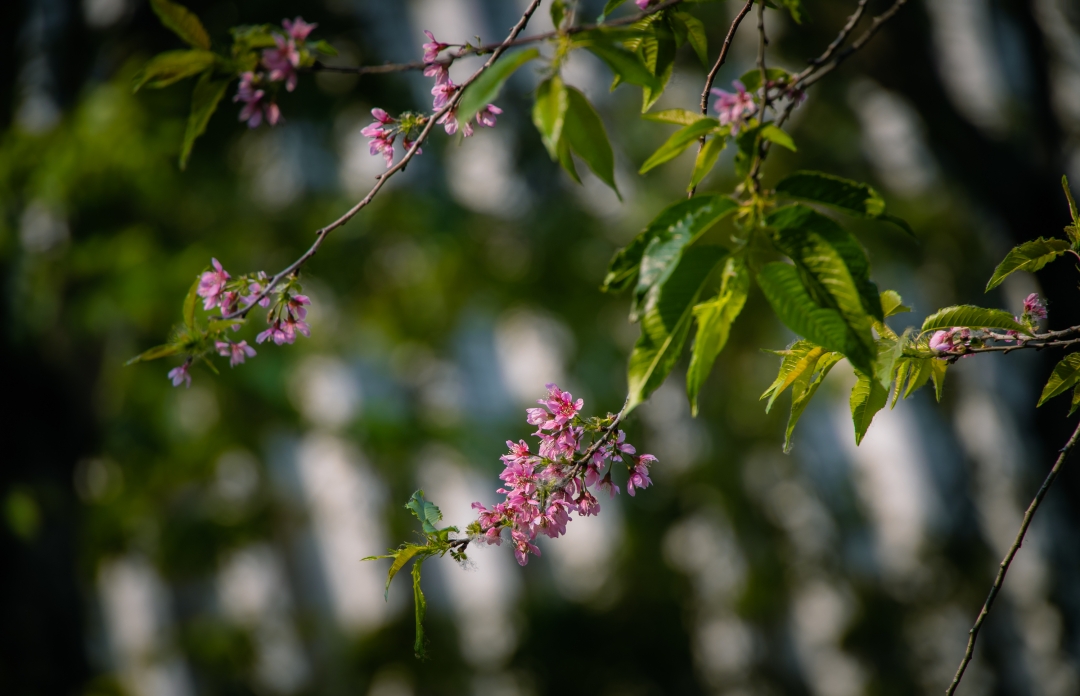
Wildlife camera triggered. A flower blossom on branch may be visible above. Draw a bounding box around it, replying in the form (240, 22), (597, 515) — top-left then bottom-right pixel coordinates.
(712, 80), (756, 133)
(216, 340), (256, 367)
(168, 362), (191, 388)
(469, 384), (656, 566)
(233, 17), (319, 128)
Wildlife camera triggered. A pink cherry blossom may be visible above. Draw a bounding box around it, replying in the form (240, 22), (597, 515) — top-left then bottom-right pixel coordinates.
(244, 271), (273, 308)
(511, 529), (541, 566)
(422, 30), (449, 64)
(423, 62), (450, 86)
(431, 80), (457, 110)
(476, 104), (502, 128)
(287, 294), (310, 320)
(234, 72), (281, 128)
(168, 363), (191, 388)
(635, 0), (657, 9)
(598, 474), (620, 499)
(501, 439), (532, 466)
(216, 340), (256, 367)
(197, 258), (230, 310)
(929, 330), (955, 353)
(626, 455), (655, 496)
(711, 80), (756, 133)
(437, 110), (473, 137)
(1024, 293), (1047, 320)
(262, 36), (300, 92)
(283, 17), (316, 42)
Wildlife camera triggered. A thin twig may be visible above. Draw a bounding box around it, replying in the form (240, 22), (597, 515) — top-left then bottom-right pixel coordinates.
(307, 0), (685, 77)
(688, 0), (754, 198)
(750, 0), (769, 192)
(219, 0), (544, 320)
(945, 418), (1080, 696)
(807, 0), (870, 68)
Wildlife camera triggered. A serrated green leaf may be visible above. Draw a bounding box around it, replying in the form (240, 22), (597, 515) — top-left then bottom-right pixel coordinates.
(687, 257), (748, 415)
(133, 50), (217, 92)
(180, 72), (231, 170)
(880, 289), (910, 318)
(757, 263), (868, 371)
(759, 124), (796, 152)
(785, 352), (840, 452)
(639, 118), (721, 174)
(643, 109), (709, 126)
(412, 556), (428, 659)
(125, 343), (182, 365)
(775, 170), (887, 218)
(563, 87), (619, 197)
(604, 195), (738, 294)
(533, 76), (569, 159)
(150, 0), (211, 50)
(375, 544), (427, 601)
(578, 39), (661, 94)
(405, 490), (443, 535)
(897, 356), (933, 402)
(851, 370), (888, 445)
(673, 12), (709, 66)
(875, 329), (909, 390)
(627, 247), (727, 412)
(760, 341), (826, 413)
(458, 48), (539, 124)
(631, 197), (740, 318)
(985, 237), (1070, 291)
(640, 29), (676, 111)
(921, 305), (1029, 334)
(738, 68), (791, 94)
(890, 358), (910, 408)
(930, 358), (947, 402)
(688, 135), (727, 191)
(1038, 353), (1080, 407)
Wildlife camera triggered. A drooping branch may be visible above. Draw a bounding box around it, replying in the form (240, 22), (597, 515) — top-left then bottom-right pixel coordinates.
(218, 0), (545, 320)
(945, 417), (1080, 696)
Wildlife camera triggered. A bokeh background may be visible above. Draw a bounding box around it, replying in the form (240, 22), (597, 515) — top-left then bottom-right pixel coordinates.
(3, 0), (1080, 694)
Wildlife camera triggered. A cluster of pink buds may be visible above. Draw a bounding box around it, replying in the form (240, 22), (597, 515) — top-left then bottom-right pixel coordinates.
(469, 384), (657, 566)
(1022, 293), (1048, 322)
(234, 17), (318, 128)
(423, 31), (502, 137)
(711, 80), (757, 134)
(929, 294), (1047, 357)
(256, 291), (311, 346)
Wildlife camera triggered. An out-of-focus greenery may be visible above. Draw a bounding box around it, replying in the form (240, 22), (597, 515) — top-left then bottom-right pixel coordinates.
(2, 1), (1079, 695)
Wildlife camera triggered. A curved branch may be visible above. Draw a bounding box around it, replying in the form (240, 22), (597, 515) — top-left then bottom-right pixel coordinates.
(945, 417), (1080, 696)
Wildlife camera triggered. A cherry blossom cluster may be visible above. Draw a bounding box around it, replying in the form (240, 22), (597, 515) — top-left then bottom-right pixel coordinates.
(361, 30), (503, 169)
(468, 384), (657, 566)
(711, 80), (757, 133)
(234, 17), (318, 128)
(930, 293), (1047, 355)
(167, 259), (311, 388)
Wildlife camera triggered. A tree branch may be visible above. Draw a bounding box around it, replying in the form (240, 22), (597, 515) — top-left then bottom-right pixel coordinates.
(945, 417), (1080, 696)
(219, 0), (545, 320)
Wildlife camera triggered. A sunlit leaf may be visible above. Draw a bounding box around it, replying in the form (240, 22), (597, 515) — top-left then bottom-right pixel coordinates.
(775, 170), (884, 216)
(125, 343), (182, 365)
(921, 305), (1029, 334)
(760, 340), (825, 413)
(984, 238), (1070, 291)
(533, 76), (569, 159)
(1038, 353), (1080, 407)
(576, 36), (661, 94)
(150, 0), (211, 50)
(851, 370), (888, 445)
(687, 257), (748, 415)
(759, 124), (796, 151)
(627, 247), (727, 412)
(412, 556), (428, 659)
(563, 87), (619, 196)
(604, 194), (738, 295)
(880, 289), (910, 318)
(405, 490), (443, 535)
(639, 118), (720, 174)
(458, 48), (540, 124)
(931, 358), (948, 402)
(688, 135), (727, 191)
(643, 109), (709, 126)
(785, 352), (841, 452)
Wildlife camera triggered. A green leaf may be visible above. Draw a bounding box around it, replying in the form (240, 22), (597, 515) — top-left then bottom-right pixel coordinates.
(206, 317), (245, 334)
(125, 343), (182, 365)
(760, 340), (826, 413)
(628, 196), (740, 317)
(687, 257), (749, 415)
(850, 370), (888, 445)
(892, 356), (933, 406)
(1064, 175), (1078, 224)
(880, 289), (910, 318)
(180, 72), (231, 170)
(785, 352), (841, 452)
(639, 118), (721, 174)
(578, 39), (661, 94)
(673, 12), (708, 66)
(643, 109), (709, 126)
(757, 262), (869, 371)
(738, 68), (791, 93)
(879, 214), (916, 237)
(551, 0), (567, 28)
(563, 87), (619, 197)
(781, 0), (805, 23)
(627, 247), (727, 412)
(150, 0), (211, 50)
(533, 76), (569, 159)
(921, 305), (1029, 334)
(311, 39), (337, 56)
(1038, 353), (1080, 407)
(556, 134), (580, 183)
(984, 237), (1071, 291)
(412, 556), (428, 659)
(775, 170), (886, 218)
(688, 135), (727, 191)
(1071, 382), (1080, 416)
(458, 48), (539, 124)
(405, 490), (443, 535)
(639, 28), (676, 111)
(600, 0), (629, 19)
(366, 544), (426, 601)
(133, 50), (217, 92)
(759, 124), (796, 152)
(930, 359), (948, 402)
(733, 123), (760, 180)
(875, 330), (908, 391)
